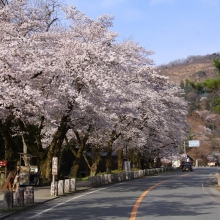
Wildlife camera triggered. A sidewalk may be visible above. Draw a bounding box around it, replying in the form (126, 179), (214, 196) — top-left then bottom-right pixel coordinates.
(0, 180), (91, 219)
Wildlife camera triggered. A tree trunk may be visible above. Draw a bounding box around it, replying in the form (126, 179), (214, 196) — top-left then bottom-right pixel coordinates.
(105, 130), (121, 174)
(105, 146), (112, 174)
(132, 150), (138, 169)
(149, 158), (154, 168)
(41, 117), (69, 182)
(21, 135), (30, 166)
(43, 132), (68, 181)
(129, 148), (134, 168)
(57, 145), (66, 179)
(89, 161), (99, 176)
(137, 152), (141, 169)
(0, 116), (18, 161)
(68, 143), (85, 178)
(133, 154), (137, 168)
(68, 130), (89, 178)
(17, 117), (47, 182)
(68, 157), (81, 178)
(117, 148), (123, 171)
(82, 144), (101, 177)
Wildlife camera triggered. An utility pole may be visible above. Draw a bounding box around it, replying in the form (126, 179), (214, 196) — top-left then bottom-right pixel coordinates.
(184, 141), (187, 162)
(171, 152), (172, 166)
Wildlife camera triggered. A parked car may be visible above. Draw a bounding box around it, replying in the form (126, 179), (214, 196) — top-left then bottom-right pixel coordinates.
(181, 162), (193, 172)
(207, 162), (216, 167)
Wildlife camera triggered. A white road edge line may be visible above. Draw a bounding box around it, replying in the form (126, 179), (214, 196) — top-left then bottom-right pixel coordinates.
(29, 181), (128, 219)
(202, 175), (218, 203)
(29, 187), (107, 219)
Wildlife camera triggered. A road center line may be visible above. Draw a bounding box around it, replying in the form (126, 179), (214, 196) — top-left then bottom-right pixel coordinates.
(129, 174), (187, 220)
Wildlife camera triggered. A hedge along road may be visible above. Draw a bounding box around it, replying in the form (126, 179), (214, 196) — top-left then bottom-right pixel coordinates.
(5, 167), (220, 220)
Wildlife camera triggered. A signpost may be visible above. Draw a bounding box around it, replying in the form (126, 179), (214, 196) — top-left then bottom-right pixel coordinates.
(189, 140), (200, 147)
(52, 157), (58, 175)
(124, 161), (131, 172)
(183, 140), (200, 162)
(188, 140), (200, 166)
(51, 157), (58, 196)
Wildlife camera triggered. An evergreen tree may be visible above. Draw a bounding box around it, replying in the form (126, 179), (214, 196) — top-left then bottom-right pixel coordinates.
(186, 59), (220, 114)
(180, 81), (185, 90)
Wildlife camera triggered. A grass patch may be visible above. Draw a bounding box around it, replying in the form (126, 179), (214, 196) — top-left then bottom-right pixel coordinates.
(76, 177), (89, 181)
(1, 206), (23, 213)
(96, 168), (142, 176)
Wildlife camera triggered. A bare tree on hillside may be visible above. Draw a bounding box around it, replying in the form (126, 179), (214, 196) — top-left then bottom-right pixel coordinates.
(0, 0), (8, 6)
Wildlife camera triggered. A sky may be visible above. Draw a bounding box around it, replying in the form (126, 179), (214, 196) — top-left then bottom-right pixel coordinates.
(64, 0), (220, 66)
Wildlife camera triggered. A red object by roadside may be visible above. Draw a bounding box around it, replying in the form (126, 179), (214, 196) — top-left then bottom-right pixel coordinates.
(0, 160), (7, 166)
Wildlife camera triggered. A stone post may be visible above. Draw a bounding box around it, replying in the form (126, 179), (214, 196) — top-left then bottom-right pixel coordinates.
(15, 188), (24, 207)
(58, 180), (64, 195)
(70, 178), (76, 192)
(26, 186), (34, 204)
(51, 181), (58, 196)
(3, 191), (13, 209)
(64, 179), (71, 193)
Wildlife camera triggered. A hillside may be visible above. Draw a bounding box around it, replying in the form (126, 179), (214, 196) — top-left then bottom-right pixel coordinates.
(158, 53), (220, 165)
(157, 53), (220, 85)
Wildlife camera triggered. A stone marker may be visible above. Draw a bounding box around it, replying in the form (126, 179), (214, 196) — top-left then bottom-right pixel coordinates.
(58, 180), (64, 195)
(3, 191), (13, 209)
(64, 179), (70, 193)
(15, 188), (24, 207)
(26, 186), (34, 204)
(51, 181), (58, 196)
(70, 178), (76, 191)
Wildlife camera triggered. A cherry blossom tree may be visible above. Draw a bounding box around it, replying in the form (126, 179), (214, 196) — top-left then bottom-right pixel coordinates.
(0, 0), (66, 177)
(0, 0), (189, 180)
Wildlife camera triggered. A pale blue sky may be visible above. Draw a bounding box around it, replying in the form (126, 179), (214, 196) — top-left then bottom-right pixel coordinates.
(64, 0), (220, 66)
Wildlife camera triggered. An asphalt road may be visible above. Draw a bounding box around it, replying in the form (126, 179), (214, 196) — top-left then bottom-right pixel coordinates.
(5, 167), (220, 220)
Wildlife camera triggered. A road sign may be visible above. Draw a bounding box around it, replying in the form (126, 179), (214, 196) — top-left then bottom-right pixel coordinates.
(124, 161), (131, 172)
(189, 140), (200, 147)
(52, 157), (58, 175)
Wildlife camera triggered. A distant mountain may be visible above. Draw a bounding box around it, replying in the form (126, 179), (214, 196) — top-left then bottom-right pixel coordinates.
(157, 53), (220, 85)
